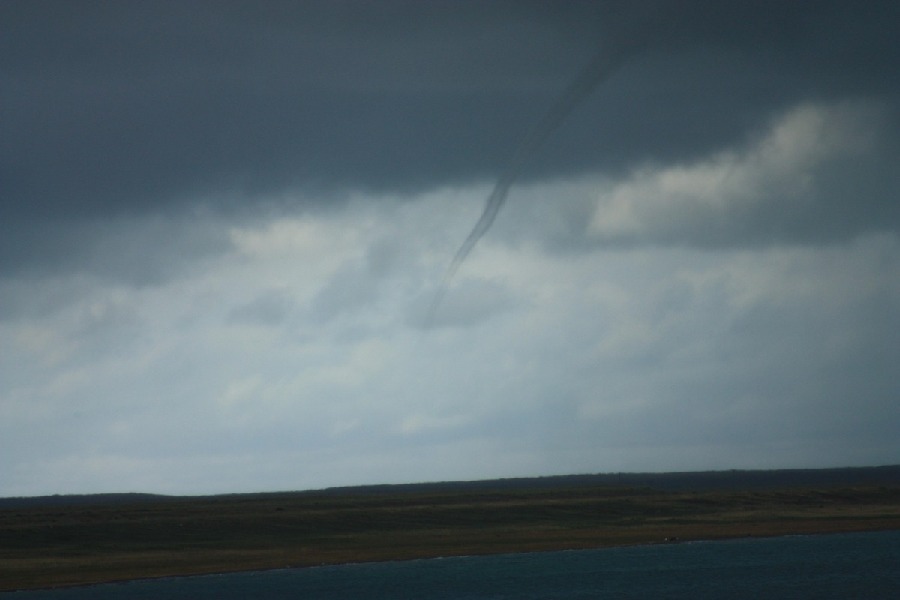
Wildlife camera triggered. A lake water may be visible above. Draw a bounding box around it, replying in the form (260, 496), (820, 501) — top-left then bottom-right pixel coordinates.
(6, 530), (899, 599)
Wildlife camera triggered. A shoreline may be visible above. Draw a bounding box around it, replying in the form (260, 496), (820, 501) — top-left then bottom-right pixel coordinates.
(7, 525), (900, 594)
(3, 482), (899, 592)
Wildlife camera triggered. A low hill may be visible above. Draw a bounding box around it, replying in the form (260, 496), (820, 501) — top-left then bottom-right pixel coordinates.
(2, 464), (898, 509)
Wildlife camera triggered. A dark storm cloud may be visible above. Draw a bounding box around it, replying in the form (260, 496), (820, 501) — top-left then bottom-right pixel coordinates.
(2, 1), (899, 277)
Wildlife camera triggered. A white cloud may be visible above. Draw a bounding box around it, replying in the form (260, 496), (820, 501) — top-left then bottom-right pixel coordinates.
(588, 100), (884, 243)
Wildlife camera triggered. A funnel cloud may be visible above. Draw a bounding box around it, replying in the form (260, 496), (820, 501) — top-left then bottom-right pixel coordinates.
(430, 36), (644, 322)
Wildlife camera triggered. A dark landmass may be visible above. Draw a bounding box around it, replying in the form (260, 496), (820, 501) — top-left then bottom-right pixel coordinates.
(2, 466), (899, 591)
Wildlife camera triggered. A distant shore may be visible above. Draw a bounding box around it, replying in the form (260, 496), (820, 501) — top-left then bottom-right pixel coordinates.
(3, 468), (899, 591)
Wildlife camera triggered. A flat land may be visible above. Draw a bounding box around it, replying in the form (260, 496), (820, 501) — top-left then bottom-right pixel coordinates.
(2, 482), (900, 591)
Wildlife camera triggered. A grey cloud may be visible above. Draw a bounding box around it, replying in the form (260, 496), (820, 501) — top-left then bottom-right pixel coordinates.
(0, 213), (230, 318)
(3, 229), (898, 494)
(1, 1), (606, 222)
(509, 251), (900, 470)
(310, 233), (413, 321)
(227, 288), (295, 327)
(311, 260), (380, 320)
(4, 1), (899, 281)
(414, 277), (516, 329)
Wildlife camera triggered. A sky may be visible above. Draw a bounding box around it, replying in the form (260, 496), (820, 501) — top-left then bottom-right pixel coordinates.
(2, 0), (899, 497)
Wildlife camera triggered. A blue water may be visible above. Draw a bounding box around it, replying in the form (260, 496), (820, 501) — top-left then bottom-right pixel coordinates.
(6, 530), (899, 599)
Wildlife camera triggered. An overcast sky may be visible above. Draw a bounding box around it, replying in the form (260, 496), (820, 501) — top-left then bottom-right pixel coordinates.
(2, 0), (899, 497)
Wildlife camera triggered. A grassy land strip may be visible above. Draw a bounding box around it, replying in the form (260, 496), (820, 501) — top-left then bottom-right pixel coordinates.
(2, 485), (899, 591)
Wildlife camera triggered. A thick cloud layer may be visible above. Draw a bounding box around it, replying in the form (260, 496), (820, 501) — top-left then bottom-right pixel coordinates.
(4, 1), (899, 274)
(1, 1), (898, 496)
